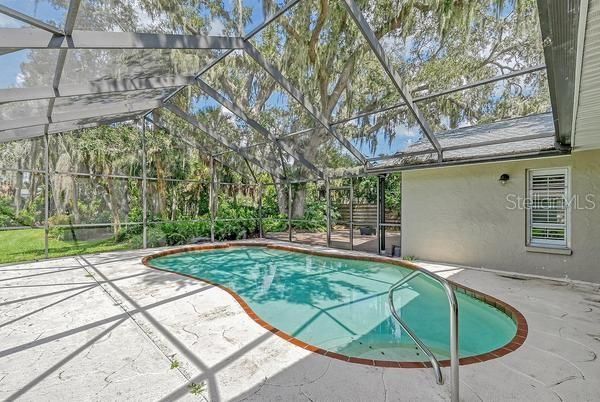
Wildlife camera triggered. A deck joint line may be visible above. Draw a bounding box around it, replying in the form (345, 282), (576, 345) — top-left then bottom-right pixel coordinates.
(75, 256), (192, 383)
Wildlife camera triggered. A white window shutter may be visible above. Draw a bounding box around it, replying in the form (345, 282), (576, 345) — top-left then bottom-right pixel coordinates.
(527, 168), (569, 248)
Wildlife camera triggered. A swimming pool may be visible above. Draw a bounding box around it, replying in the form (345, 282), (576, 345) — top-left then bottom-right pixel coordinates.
(145, 244), (526, 366)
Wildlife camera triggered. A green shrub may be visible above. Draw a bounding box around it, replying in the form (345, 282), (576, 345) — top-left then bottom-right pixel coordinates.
(215, 201), (258, 240)
(116, 223), (143, 242)
(128, 206), (143, 223)
(136, 227), (166, 248)
(262, 198), (340, 233)
(159, 220), (211, 245)
(262, 216), (287, 233)
(0, 195), (44, 227)
(0, 197), (18, 227)
(118, 226), (165, 248)
(142, 228), (158, 247)
(76, 199), (103, 223)
(292, 200), (328, 231)
(118, 219), (211, 247)
(48, 214), (72, 240)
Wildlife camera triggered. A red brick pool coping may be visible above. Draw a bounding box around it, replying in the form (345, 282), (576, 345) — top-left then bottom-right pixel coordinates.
(142, 242), (528, 368)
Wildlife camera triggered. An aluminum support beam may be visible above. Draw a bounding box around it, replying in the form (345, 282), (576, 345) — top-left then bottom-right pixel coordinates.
(212, 139), (269, 157)
(46, 48), (67, 124)
(146, 117), (255, 182)
(326, 178), (331, 247)
(378, 175), (386, 253)
(163, 103), (282, 178)
(284, 147), (567, 182)
(0, 75), (197, 103)
(64, 1), (81, 34)
(209, 157), (216, 242)
(0, 28), (245, 50)
(194, 64), (547, 157)
(1, 99), (164, 131)
(0, 49), (18, 56)
(155, 0), (303, 115)
(196, 79), (324, 179)
(341, 0), (443, 160)
(279, 127), (316, 139)
(43, 0), (81, 145)
(411, 65), (547, 105)
(244, 159), (259, 183)
(287, 148), (567, 182)
(243, 41), (368, 165)
(571, 0), (589, 146)
(376, 176), (381, 255)
(215, 127), (315, 157)
(141, 119), (148, 248)
(366, 150), (567, 175)
(43, 133), (49, 258)
(277, 147), (290, 180)
(0, 5), (64, 35)
(0, 113), (144, 143)
(349, 178), (354, 250)
(331, 65), (547, 126)
(288, 183), (293, 242)
(368, 132), (556, 163)
(536, 0), (579, 147)
(160, 51), (233, 106)
(258, 184), (263, 238)
(234, 142), (266, 155)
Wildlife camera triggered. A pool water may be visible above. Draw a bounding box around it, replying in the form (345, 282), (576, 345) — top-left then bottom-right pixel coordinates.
(150, 246), (517, 362)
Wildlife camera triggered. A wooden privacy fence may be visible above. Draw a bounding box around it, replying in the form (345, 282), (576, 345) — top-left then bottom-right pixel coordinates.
(338, 204), (400, 225)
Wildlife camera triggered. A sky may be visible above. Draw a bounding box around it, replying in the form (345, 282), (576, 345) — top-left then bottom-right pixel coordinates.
(0, 1), (65, 88)
(0, 0), (67, 26)
(351, 121), (424, 158)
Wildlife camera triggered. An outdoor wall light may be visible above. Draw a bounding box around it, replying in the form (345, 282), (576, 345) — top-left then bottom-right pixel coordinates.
(499, 173), (510, 185)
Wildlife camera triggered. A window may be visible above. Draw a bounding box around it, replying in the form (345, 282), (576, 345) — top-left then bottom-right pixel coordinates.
(527, 168), (570, 248)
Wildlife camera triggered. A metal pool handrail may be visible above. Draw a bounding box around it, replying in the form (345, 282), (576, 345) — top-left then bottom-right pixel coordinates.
(387, 268), (459, 402)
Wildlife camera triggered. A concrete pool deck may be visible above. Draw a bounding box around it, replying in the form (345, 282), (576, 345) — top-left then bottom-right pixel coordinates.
(0, 241), (599, 401)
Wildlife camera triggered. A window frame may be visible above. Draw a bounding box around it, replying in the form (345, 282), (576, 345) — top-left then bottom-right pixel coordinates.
(526, 167), (571, 249)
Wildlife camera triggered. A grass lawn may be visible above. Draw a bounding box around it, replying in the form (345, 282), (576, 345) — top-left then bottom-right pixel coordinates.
(0, 228), (135, 265)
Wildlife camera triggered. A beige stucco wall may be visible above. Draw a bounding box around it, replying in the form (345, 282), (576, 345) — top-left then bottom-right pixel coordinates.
(401, 149), (600, 283)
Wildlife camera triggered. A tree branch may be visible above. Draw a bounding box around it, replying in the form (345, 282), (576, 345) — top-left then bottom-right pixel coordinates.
(308, 0), (330, 64)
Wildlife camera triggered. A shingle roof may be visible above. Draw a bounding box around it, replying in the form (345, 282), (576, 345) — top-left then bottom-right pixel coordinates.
(376, 113), (557, 167)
